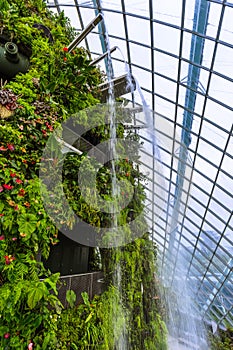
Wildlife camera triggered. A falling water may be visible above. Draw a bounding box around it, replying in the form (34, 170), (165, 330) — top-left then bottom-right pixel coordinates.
(161, 142), (208, 349)
(96, 11), (209, 350)
(100, 12), (130, 350)
(119, 54), (209, 348)
(163, 248), (208, 350)
(118, 58), (209, 348)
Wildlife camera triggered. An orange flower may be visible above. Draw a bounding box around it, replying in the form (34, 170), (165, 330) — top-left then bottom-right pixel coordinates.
(20, 233), (27, 237)
(7, 199), (15, 206)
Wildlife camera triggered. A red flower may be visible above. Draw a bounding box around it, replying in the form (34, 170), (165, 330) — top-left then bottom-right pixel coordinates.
(0, 146), (7, 151)
(3, 184), (14, 190)
(0, 235), (5, 240)
(0, 214), (4, 217)
(4, 255), (15, 265)
(4, 333), (10, 339)
(125, 172), (130, 177)
(63, 47), (68, 52)
(0, 186), (3, 193)
(45, 122), (53, 131)
(14, 205), (19, 211)
(42, 129), (47, 136)
(24, 202), (30, 208)
(7, 144), (15, 151)
(63, 57), (67, 62)
(18, 188), (26, 197)
(16, 178), (23, 184)
(10, 172), (17, 177)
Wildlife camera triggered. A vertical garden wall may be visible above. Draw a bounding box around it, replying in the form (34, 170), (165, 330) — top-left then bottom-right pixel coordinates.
(0, 0), (167, 348)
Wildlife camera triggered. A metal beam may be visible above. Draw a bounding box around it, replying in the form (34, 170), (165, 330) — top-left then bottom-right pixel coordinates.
(168, 0), (210, 254)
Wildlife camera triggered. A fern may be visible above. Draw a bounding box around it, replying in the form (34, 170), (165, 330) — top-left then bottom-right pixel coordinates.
(0, 285), (11, 311)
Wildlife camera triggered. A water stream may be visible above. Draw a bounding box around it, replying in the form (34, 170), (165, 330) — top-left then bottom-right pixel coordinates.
(99, 9), (208, 350)
(101, 12), (130, 349)
(163, 248), (208, 350)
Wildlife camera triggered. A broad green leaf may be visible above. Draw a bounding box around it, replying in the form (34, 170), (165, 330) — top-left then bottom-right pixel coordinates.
(27, 285), (45, 309)
(66, 289), (76, 308)
(17, 213), (38, 235)
(81, 291), (90, 307)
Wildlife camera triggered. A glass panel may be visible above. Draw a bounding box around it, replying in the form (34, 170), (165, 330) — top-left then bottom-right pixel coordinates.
(153, 23), (181, 55)
(219, 6), (233, 43)
(154, 0), (183, 27)
(127, 17), (151, 46)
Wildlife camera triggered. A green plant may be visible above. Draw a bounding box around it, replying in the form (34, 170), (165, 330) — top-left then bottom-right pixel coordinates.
(0, 0), (104, 348)
(0, 1), (167, 349)
(56, 287), (126, 350)
(209, 328), (233, 350)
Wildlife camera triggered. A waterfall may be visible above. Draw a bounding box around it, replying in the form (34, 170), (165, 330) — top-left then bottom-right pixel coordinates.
(100, 12), (130, 350)
(163, 248), (208, 350)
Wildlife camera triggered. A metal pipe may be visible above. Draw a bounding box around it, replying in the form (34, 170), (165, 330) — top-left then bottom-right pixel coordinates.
(90, 46), (117, 66)
(67, 13), (103, 52)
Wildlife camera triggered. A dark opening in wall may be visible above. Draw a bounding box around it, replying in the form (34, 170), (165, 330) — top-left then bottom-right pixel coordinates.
(44, 232), (90, 276)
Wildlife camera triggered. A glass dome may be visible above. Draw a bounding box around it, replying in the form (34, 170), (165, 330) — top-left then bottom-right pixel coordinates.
(47, 0), (232, 329)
